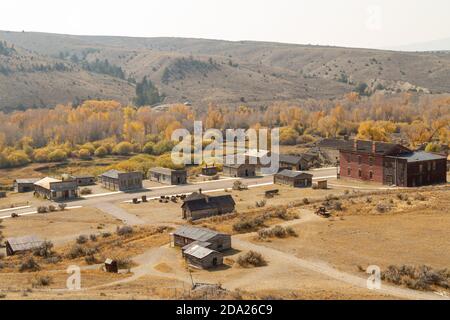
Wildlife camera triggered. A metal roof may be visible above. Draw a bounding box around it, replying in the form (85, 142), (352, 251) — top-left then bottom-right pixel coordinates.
(276, 170), (313, 179)
(173, 226), (224, 242)
(388, 151), (446, 163)
(279, 154), (303, 165)
(149, 167), (175, 175)
(14, 178), (40, 184)
(181, 195), (235, 212)
(6, 235), (44, 252)
(318, 138), (411, 155)
(184, 244), (217, 259)
(182, 241), (212, 251)
(100, 169), (124, 179)
(34, 177), (61, 190)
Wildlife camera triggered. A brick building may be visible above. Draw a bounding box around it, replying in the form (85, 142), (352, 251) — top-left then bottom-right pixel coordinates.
(339, 140), (447, 187)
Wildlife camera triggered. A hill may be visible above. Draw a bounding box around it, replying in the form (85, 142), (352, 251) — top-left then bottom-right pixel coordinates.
(1, 30), (450, 110)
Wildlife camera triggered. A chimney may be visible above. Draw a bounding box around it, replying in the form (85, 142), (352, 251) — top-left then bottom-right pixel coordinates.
(353, 139), (358, 151)
(372, 141), (376, 154)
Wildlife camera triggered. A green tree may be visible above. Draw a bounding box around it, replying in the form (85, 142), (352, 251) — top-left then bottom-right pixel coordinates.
(133, 76), (163, 107)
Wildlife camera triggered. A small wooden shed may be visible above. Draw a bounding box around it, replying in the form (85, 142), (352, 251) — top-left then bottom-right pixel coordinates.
(183, 244), (224, 269)
(317, 180), (328, 189)
(5, 235), (44, 256)
(104, 258), (118, 273)
(274, 170), (313, 188)
(201, 165), (218, 176)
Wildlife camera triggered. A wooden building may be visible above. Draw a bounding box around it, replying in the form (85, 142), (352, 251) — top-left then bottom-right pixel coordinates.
(5, 235), (44, 256)
(339, 140), (447, 187)
(172, 226), (232, 252)
(274, 170), (313, 188)
(104, 258), (118, 273)
(34, 177), (78, 200)
(183, 244), (224, 269)
(69, 175), (96, 186)
(222, 163), (256, 177)
(148, 167), (187, 185)
(279, 154), (311, 171)
(13, 178), (40, 193)
(181, 193), (235, 221)
(201, 165), (218, 176)
(99, 170), (143, 191)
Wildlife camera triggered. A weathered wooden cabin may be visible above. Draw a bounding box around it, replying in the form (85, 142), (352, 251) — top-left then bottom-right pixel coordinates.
(171, 226), (232, 252)
(222, 163), (256, 177)
(104, 258), (118, 273)
(5, 235), (44, 256)
(148, 167), (187, 185)
(181, 193), (235, 221)
(183, 244), (224, 269)
(34, 177), (78, 200)
(274, 170), (313, 188)
(13, 178), (40, 193)
(99, 170), (143, 191)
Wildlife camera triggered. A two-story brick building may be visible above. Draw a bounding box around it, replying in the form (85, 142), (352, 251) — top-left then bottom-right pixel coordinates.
(339, 139), (447, 187)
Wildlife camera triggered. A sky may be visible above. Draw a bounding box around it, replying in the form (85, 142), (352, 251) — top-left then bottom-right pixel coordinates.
(1, 0), (450, 49)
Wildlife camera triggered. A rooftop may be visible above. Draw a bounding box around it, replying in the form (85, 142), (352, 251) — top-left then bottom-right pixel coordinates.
(319, 138), (411, 155)
(388, 151), (446, 162)
(100, 169), (125, 179)
(181, 194), (235, 212)
(183, 244), (218, 259)
(6, 235), (44, 252)
(34, 177), (61, 190)
(276, 169), (313, 179)
(173, 226), (226, 242)
(14, 178), (40, 184)
(149, 167), (175, 175)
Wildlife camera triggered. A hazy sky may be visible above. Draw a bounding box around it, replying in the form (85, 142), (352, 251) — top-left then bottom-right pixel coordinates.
(1, 0), (450, 49)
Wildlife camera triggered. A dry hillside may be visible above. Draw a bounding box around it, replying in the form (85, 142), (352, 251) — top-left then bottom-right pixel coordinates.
(1, 30), (450, 110)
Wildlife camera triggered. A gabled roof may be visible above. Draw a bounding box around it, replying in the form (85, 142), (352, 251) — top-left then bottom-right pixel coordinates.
(173, 226), (226, 242)
(388, 151), (446, 163)
(100, 169), (124, 179)
(14, 178), (40, 184)
(34, 177), (61, 190)
(319, 138), (411, 155)
(279, 154), (303, 165)
(149, 167), (175, 175)
(276, 169), (313, 179)
(6, 235), (44, 252)
(184, 191), (208, 202)
(182, 241), (212, 251)
(184, 244), (218, 259)
(181, 195), (235, 212)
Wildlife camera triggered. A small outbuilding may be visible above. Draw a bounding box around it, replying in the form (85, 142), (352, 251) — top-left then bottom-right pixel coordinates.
(317, 180), (328, 189)
(149, 167), (187, 185)
(99, 170), (143, 191)
(183, 244), (224, 269)
(104, 258), (118, 273)
(181, 193), (235, 221)
(5, 235), (44, 256)
(34, 177), (78, 200)
(274, 170), (313, 188)
(222, 163), (256, 177)
(171, 226), (232, 252)
(13, 178), (40, 193)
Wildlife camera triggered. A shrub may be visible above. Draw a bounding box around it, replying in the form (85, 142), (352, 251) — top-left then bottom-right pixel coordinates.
(237, 251), (267, 268)
(48, 205), (56, 212)
(32, 275), (52, 287)
(255, 200), (266, 208)
(381, 265), (450, 291)
(257, 225), (297, 240)
(414, 194), (426, 201)
(78, 148), (91, 160)
(58, 203), (67, 211)
(94, 146), (108, 157)
(113, 142), (134, 155)
(76, 235), (88, 244)
(89, 234), (97, 242)
(37, 206), (48, 214)
(233, 216), (265, 232)
(302, 198), (309, 205)
(33, 241), (54, 258)
(116, 225), (133, 236)
(66, 244), (98, 259)
(232, 180), (247, 191)
(80, 188), (92, 195)
(48, 149), (67, 162)
(85, 255), (97, 265)
(116, 257), (132, 269)
(375, 203), (391, 213)
(142, 142), (155, 154)
(19, 257), (40, 272)
(102, 232), (112, 238)
(397, 193), (409, 201)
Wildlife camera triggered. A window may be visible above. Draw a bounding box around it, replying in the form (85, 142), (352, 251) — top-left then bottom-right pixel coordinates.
(369, 157), (374, 166)
(358, 169), (362, 178)
(347, 168), (351, 176)
(369, 171), (373, 180)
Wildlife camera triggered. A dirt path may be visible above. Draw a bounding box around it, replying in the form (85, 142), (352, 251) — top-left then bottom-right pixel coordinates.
(93, 202), (145, 225)
(232, 235), (448, 300)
